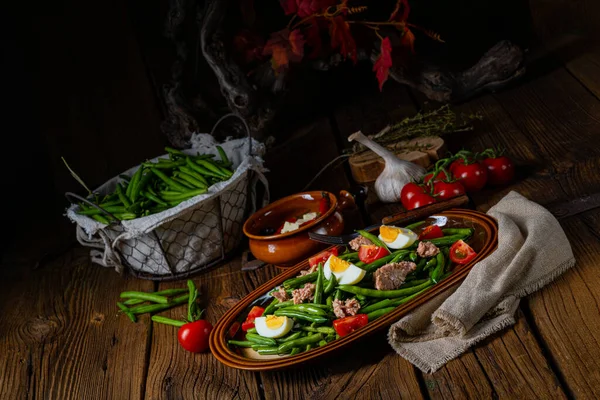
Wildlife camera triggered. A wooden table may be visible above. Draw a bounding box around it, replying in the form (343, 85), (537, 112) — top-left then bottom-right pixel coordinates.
(3, 47), (600, 399)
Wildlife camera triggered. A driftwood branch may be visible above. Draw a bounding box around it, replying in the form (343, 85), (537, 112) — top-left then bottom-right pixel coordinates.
(388, 40), (525, 102)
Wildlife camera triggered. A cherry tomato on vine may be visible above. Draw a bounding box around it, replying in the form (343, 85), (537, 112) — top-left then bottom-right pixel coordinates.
(450, 159), (488, 192)
(449, 240), (478, 265)
(482, 155), (515, 185)
(178, 319), (213, 353)
(433, 180), (465, 200)
(424, 170), (450, 184)
(400, 183), (426, 206)
(404, 192), (436, 210)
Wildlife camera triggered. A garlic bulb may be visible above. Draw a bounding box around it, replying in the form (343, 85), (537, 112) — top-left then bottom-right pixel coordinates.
(348, 131), (426, 203)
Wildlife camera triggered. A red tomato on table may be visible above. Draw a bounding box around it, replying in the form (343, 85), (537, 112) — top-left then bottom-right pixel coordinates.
(418, 225), (444, 240)
(404, 192), (436, 210)
(358, 245), (389, 264)
(333, 314), (369, 337)
(178, 320), (213, 353)
(309, 248), (339, 268)
(433, 180), (465, 200)
(450, 159), (488, 192)
(482, 155), (515, 185)
(400, 183), (426, 205)
(449, 240), (478, 265)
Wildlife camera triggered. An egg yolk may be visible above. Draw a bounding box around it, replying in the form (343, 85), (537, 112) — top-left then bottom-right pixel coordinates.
(380, 226), (401, 243)
(329, 256), (351, 273)
(265, 315), (285, 329)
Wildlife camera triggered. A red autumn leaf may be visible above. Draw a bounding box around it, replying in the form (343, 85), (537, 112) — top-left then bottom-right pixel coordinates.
(281, 0), (336, 18)
(400, 27), (415, 54)
(390, 0), (410, 22)
(263, 29), (305, 73)
(373, 37), (392, 91)
(305, 17), (323, 59)
(329, 16), (357, 63)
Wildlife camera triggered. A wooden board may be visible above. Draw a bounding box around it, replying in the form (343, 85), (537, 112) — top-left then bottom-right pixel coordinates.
(349, 137), (446, 184)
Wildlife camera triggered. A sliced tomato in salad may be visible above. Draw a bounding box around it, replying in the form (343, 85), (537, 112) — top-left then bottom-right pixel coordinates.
(418, 225), (444, 240)
(309, 248), (339, 268)
(241, 306), (265, 331)
(449, 240), (478, 265)
(319, 194), (331, 214)
(333, 314), (369, 337)
(358, 245), (389, 264)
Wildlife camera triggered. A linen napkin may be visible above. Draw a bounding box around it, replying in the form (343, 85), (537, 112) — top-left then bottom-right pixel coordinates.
(388, 191), (576, 373)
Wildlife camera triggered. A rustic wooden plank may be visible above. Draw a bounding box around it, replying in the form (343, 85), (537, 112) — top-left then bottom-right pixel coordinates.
(493, 67), (600, 173)
(261, 331), (424, 400)
(528, 0), (600, 43)
(524, 209), (600, 398)
(564, 44), (600, 100)
(144, 261), (277, 399)
(0, 246), (153, 400)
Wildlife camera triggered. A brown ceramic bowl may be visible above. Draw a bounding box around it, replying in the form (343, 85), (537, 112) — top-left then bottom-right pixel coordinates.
(211, 209), (498, 371)
(243, 191), (347, 267)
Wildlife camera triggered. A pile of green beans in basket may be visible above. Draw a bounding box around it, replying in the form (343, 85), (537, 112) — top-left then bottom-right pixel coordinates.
(75, 146), (234, 224)
(227, 222), (475, 356)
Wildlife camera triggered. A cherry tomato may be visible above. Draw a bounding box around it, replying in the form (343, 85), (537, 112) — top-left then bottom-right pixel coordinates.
(482, 155), (515, 185)
(178, 320), (213, 353)
(241, 306), (265, 331)
(333, 314), (369, 337)
(433, 180), (465, 200)
(449, 240), (478, 265)
(418, 225), (444, 240)
(358, 245), (390, 264)
(309, 248), (339, 268)
(400, 183), (426, 206)
(405, 192), (436, 210)
(423, 170), (450, 184)
(450, 160), (488, 192)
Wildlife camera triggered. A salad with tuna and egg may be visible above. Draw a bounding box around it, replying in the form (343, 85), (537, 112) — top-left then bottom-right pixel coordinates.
(228, 220), (478, 356)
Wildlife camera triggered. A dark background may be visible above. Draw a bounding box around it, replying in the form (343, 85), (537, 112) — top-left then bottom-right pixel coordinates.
(2, 0), (598, 256)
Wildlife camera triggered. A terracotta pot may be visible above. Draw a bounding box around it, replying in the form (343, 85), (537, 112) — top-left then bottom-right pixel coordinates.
(243, 191), (352, 267)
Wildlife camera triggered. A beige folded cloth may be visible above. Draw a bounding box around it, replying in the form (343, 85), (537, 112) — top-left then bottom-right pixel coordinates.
(388, 191), (576, 373)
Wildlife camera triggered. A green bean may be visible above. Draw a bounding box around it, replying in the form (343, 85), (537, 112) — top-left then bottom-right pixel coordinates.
(151, 315), (186, 327)
(305, 344), (313, 352)
(338, 279), (432, 299)
(431, 252), (445, 283)
(360, 298), (394, 314)
(391, 251), (409, 263)
(177, 172), (207, 189)
(120, 291), (169, 304)
(334, 289), (343, 301)
(122, 288), (188, 305)
(150, 168), (189, 192)
(134, 172), (153, 202)
(325, 333), (336, 342)
(274, 300), (294, 308)
(278, 333), (323, 354)
(318, 340), (328, 347)
(423, 258), (437, 272)
(128, 167), (144, 202)
(186, 280), (199, 322)
(356, 230), (390, 252)
(367, 306), (396, 321)
(141, 191), (168, 206)
(426, 234), (468, 247)
(165, 146), (187, 156)
(326, 296), (333, 307)
(314, 263), (324, 304)
(172, 176), (195, 190)
(160, 188), (207, 201)
(144, 160), (184, 169)
(389, 284), (434, 307)
(128, 294), (189, 314)
(356, 294), (367, 303)
(204, 158), (233, 177)
(442, 228), (474, 237)
(185, 157), (222, 179)
(247, 327), (257, 334)
(117, 302), (137, 323)
(409, 251), (419, 263)
(277, 331), (303, 343)
(414, 258), (427, 274)
(324, 273), (337, 295)
(263, 299), (279, 316)
(404, 220), (426, 230)
(402, 278), (430, 288)
(338, 252), (358, 261)
(273, 310), (329, 324)
(228, 340), (254, 348)
(217, 146), (230, 164)
(115, 183), (132, 208)
(196, 159), (230, 177)
(99, 199), (122, 208)
(279, 304), (327, 316)
(257, 347), (280, 355)
(290, 347), (301, 356)
(300, 326), (336, 334)
(283, 272), (318, 289)
(246, 333), (277, 346)
(178, 166), (209, 185)
(92, 215), (110, 224)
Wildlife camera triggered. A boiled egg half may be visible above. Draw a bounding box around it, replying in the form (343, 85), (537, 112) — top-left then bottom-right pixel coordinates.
(324, 255), (365, 285)
(254, 315), (293, 338)
(378, 226), (418, 249)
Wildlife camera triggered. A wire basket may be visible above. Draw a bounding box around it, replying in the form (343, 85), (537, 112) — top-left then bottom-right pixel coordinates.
(66, 114), (268, 281)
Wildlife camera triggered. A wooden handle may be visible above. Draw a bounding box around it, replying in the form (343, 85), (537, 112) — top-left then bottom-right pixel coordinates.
(382, 194), (470, 226)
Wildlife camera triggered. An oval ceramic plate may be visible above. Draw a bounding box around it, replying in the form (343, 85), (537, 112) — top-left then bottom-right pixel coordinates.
(210, 209), (498, 371)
